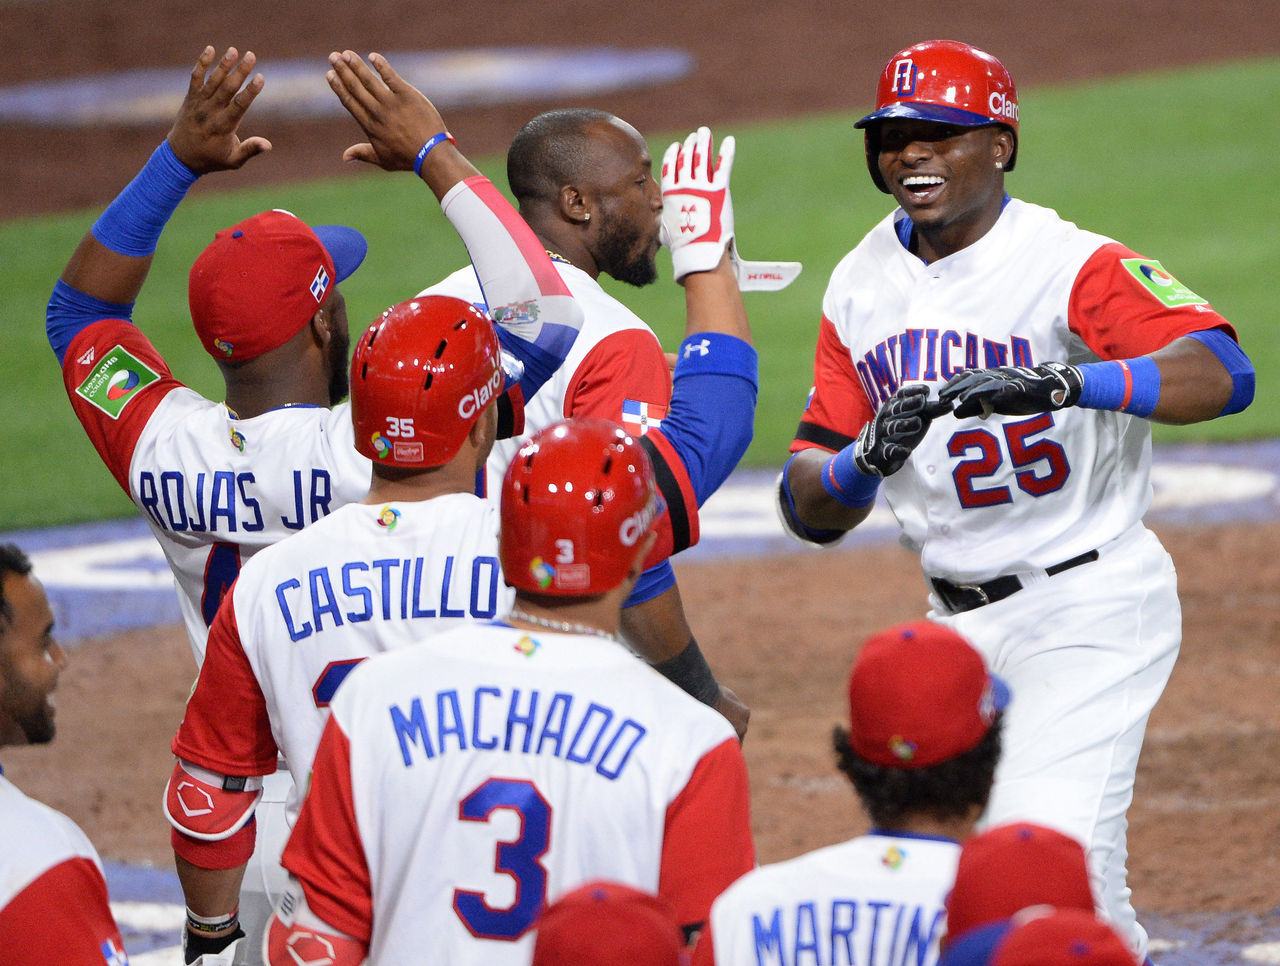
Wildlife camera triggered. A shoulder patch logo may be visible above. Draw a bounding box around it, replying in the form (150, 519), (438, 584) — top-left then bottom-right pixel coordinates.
(1120, 258), (1208, 309)
(74, 345), (161, 419)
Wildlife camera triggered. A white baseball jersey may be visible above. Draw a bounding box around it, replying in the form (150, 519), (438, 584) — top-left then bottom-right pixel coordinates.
(793, 197), (1239, 961)
(695, 833), (961, 966)
(61, 326), (369, 664)
(0, 771), (129, 965)
(173, 494), (509, 823)
(421, 259), (671, 495)
(278, 623), (755, 965)
(795, 198), (1235, 583)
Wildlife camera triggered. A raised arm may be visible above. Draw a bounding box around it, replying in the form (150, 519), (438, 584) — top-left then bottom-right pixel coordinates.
(325, 50), (581, 397)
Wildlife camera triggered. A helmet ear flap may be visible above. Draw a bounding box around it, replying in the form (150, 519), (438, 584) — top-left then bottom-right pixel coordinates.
(863, 128), (890, 194)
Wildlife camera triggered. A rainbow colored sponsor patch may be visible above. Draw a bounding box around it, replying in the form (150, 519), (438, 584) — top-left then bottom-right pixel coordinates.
(377, 506), (401, 530)
(881, 845), (907, 870)
(370, 432), (392, 459)
(1121, 258), (1208, 309)
(513, 635), (540, 658)
(213, 337), (234, 357)
(888, 735), (917, 762)
(74, 345), (161, 419)
(229, 428), (246, 452)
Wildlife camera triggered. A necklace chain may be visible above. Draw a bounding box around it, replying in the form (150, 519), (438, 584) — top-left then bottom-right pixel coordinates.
(507, 608), (618, 643)
(544, 249), (570, 264)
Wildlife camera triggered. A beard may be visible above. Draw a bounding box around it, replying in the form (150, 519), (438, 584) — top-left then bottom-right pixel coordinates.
(327, 324), (351, 406)
(1, 678), (56, 745)
(595, 216), (658, 288)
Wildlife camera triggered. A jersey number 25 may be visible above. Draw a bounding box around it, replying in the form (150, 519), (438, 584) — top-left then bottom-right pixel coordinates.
(947, 413), (1070, 508)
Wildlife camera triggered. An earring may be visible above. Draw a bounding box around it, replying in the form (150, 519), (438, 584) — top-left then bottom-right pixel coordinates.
(584, 213), (591, 221)
(995, 161), (1004, 169)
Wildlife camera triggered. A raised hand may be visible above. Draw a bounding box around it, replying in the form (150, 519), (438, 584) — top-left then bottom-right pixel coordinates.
(167, 46), (271, 174)
(326, 50), (448, 171)
(660, 126), (736, 282)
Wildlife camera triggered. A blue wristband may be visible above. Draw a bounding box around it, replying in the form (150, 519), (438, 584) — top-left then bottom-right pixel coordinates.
(821, 445), (881, 508)
(1077, 358), (1160, 418)
(413, 132), (455, 178)
(91, 141), (199, 257)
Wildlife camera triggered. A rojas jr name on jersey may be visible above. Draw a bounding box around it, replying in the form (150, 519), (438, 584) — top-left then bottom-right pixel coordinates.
(137, 468), (337, 533)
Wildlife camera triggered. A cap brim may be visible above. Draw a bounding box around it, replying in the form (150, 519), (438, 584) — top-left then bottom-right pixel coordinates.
(313, 225), (368, 283)
(855, 103), (997, 129)
(939, 920), (1013, 966)
(990, 673), (1012, 713)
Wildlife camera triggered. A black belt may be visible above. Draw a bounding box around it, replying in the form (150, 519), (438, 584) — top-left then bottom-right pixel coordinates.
(930, 550), (1099, 614)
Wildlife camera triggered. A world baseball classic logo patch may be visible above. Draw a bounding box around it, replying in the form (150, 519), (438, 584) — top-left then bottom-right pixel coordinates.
(75, 345), (161, 419)
(1121, 258), (1208, 309)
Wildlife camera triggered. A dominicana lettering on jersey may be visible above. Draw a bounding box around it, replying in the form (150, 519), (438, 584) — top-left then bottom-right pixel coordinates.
(275, 555), (502, 641)
(857, 329), (1035, 407)
(750, 897), (944, 966)
(389, 685), (648, 781)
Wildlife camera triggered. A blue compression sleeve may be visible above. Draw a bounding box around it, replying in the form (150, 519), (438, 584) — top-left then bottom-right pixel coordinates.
(660, 333), (758, 505)
(778, 453), (847, 545)
(46, 279), (135, 365)
(623, 559), (675, 609)
(820, 444), (881, 508)
(1187, 328), (1255, 416)
(91, 141), (198, 257)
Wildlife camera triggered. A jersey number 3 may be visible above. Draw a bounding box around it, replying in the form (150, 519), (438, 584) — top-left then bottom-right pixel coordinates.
(453, 777), (552, 940)
(947, 413), (1070, 508)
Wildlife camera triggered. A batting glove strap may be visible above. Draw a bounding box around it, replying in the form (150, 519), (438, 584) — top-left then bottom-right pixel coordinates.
(660, 127), (736, 282)
(940, 362), (1083, 419)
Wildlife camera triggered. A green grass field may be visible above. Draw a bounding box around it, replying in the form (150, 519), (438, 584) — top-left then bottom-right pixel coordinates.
(2, 58), (1276, 530)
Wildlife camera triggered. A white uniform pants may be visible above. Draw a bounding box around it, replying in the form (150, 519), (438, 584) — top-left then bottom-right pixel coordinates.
(930, 522), (1178, 963)
(235, 766), (293, 965)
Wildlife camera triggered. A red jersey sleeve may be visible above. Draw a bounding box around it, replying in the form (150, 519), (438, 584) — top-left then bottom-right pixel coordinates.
(0, 857), (127, 966)
(564, 328), (672, 423)
(172, 584), (279, 776)
(638, 429), (700, 564)
(280, 714), (373, 944)
(61, 318), (185, 492)
(659, 737), (755, 931)
(1068, 243), (1238, 359)
(792, 315), (873, 454)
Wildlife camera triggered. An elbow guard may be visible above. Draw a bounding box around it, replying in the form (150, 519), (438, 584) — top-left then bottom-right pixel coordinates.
(267, 879), (368, 966)
(776, 454), (847, 547)
(165, 758), (264, 842)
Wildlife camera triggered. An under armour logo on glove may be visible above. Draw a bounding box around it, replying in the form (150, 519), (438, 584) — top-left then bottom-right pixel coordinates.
(680, 201), (710, 235)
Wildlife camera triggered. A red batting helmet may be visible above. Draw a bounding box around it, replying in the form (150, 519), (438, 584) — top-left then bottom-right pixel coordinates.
(350, 296), (502, 468)
(500, 419), (661, 597)
(855, 39), (1019, 192)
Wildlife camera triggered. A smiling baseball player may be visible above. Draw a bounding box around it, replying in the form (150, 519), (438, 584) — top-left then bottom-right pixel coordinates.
(777, 39), (1255, 962)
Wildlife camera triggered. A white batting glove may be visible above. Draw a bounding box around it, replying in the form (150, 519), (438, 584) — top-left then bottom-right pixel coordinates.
(660, 126), (802, 291)
(660, 126), (736, 282)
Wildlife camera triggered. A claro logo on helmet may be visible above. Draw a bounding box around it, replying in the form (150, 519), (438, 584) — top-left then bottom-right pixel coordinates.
(618, 496), (659, 547)
(457, 368), (504, 419)
(989, 91), (1019, 122)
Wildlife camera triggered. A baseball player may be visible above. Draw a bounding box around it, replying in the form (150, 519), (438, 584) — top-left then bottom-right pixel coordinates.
(939, 908), (1139, 966)
(419, 112), (795, 735)
(776, 39), (1255, 962)
(48, 45), (582, 668)
(264, 419), (756, 965)
(694, 620), (1006, 966)
(0, 544), (131, 965)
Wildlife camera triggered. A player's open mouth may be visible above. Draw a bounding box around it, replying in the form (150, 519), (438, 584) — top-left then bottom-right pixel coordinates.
(899, 174), (945, 202)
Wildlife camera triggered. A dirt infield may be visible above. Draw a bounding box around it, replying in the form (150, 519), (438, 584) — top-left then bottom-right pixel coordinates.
(2, 0), (1279, 940)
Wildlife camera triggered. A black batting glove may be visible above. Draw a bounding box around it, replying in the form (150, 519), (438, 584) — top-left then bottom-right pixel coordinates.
(939, 362), (1083, 419)
(854, 384), (952, 477)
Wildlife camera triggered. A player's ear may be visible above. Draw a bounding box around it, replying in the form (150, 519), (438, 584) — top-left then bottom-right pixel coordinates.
(993, 129), (1014, 169)
(308, 305), (331, 348)
(558, 185), (592, 227)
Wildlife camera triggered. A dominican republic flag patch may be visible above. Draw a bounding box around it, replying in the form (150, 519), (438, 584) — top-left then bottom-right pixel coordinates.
(621, 399), (666, 435)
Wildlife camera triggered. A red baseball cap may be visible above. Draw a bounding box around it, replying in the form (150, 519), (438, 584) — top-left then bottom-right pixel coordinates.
(991, 909), (1138, 966)
(532, 881), (686, 966)
(188, 208), (367, 362)
(946, 823), (1096, 945)
(847, 620), (1009, 768)
(939, 909), (1137, 966)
